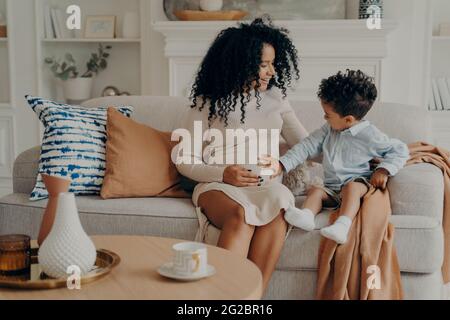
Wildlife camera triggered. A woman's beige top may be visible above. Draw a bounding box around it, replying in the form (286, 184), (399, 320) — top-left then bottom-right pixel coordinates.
(176, 88), (308, 229)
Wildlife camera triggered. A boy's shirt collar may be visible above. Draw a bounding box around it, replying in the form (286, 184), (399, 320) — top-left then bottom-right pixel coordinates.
(341, 120), (370, 136)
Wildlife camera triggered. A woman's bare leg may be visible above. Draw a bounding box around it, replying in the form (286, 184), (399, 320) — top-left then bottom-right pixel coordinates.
(198, 190), (255, 258)
(247, 212), (288, 293)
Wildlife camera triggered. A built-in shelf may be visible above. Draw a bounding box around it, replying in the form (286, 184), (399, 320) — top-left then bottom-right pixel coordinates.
(432, 36), (450, 41)
(42, 38), (141, 43)
(0, 38), (7, 42)
(0, 102), (11, 108)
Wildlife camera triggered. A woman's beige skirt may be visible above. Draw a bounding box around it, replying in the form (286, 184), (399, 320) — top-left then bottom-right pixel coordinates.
(192, 177), (295, 244)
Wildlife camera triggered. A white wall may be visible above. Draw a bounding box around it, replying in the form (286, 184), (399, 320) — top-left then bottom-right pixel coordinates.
(381, 0), (430, 108)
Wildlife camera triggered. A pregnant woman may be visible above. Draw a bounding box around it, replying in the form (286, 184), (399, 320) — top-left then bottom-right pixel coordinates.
(176, 17), (308, 293)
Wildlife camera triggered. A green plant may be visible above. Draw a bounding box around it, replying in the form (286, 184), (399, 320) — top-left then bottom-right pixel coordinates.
(45, 44), (112, 81)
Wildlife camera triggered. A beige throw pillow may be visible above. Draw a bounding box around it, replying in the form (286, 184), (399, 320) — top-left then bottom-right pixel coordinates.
(101, 108), (189, 199)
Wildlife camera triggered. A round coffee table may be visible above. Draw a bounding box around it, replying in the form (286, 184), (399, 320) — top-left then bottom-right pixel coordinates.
(0, 235), (263, 300)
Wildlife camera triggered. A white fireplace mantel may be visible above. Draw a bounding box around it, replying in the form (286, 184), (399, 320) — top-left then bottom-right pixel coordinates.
(152, 19), (397, 99)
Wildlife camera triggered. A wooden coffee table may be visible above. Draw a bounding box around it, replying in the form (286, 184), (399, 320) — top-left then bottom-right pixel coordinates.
(0, 235), (263, 300)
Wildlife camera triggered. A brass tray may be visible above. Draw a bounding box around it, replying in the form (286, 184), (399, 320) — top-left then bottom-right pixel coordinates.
(174, 10), (248, 21)
(0, 248), (120, 290)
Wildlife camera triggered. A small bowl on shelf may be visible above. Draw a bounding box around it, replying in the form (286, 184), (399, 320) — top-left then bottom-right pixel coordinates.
(173, 10), (248, 21)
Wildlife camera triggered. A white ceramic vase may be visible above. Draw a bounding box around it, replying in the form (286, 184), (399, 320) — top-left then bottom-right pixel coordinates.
(61, 77), (93, 101)
(38, 192), (97, 278)
(199, 0), (223, 12)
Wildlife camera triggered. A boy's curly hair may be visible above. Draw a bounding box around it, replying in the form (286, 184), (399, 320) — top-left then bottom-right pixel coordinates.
(190, 16), (300, 127)
(317, 69), (378, 120)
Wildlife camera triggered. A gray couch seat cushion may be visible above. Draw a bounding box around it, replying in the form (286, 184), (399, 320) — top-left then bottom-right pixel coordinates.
(0, 193), (197, 219)
(0, 194), (198, 241)
(278, 210), (443, 274)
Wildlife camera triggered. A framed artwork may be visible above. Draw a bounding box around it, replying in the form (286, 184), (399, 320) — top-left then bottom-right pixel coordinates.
(85, 16), (116, 39)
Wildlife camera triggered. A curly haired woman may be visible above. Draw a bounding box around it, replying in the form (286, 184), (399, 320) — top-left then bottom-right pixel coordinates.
(175, 17), (309, 294)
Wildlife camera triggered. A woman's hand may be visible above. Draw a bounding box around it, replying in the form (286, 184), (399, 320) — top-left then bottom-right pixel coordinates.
(258, 155), (284, 179)
(370, 168), (389, 190)
(223, 165), (261, 187)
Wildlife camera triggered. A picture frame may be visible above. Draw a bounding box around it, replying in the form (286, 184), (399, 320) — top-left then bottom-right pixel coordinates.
(84, 15), (116, 39)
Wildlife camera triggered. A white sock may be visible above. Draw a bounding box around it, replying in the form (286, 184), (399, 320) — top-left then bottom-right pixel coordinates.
(320, 215), (352, 244)
(284, 207), (315, 231)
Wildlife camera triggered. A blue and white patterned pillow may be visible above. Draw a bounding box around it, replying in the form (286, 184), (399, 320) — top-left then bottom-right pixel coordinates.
(25, 95), (133, 201)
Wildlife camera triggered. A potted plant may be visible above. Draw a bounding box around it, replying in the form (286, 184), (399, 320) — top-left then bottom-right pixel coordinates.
(44, 44), (111, 102)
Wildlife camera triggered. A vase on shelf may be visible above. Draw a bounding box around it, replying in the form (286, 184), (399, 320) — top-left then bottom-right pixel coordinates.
(37, 174), (71, 246)
(61, 77), (94, 103)
(38, 192), (97, 278)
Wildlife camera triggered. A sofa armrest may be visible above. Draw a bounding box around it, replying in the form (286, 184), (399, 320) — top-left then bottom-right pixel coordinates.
(12, 146), (40, 194)
(388, 163), (444, 223)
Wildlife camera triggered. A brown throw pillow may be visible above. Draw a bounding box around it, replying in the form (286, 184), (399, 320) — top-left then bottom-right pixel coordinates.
(101, 108), (190, 199)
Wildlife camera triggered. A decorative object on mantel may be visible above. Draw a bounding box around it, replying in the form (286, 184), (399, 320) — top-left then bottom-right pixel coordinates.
(174, 10), (248, 21)
(102, 86), (130, 97)
(37, 174), (71, 246)
(0, 11), (7, 38)
(38, 192), (97, 278)
(439, 23), (450, 37)
(44, 44), (112, 102)
(164, 0), (249, 21)
(256, 0), (346, 20)
(199, 0), (223, 12)
(359, 0), (383, 19)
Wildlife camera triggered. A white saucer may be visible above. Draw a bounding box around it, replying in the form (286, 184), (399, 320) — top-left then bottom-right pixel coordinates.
(157, 262), (216, 281)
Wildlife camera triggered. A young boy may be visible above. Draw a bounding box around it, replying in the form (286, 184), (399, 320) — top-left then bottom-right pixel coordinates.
(272, 69), (409, 244)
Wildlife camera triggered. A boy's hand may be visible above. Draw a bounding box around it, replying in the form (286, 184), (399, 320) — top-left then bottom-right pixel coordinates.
(258, 155), (283, 178)
(370, 168), (389, 190)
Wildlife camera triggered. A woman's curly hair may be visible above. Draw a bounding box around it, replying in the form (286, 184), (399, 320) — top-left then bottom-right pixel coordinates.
(190, 16), (300, 127)
(318, 69), (378, 120)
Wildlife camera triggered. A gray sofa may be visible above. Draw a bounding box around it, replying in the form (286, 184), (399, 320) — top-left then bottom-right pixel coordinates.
(0, 96), (445, 299)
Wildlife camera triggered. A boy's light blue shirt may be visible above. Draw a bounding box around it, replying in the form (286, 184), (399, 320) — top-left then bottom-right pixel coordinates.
(279, 120), (410, 190)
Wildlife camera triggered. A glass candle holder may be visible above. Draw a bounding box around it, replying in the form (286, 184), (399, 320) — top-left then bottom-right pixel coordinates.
(0, 235), (31, 275)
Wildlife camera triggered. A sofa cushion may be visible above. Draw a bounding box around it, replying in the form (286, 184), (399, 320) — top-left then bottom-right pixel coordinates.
(101, 108), (189, 199)
(0, 193), (443, 274)
(0, 193), (198, 240)
(278, 203), (443, 274)
(388, 163), (444, 222)
(25, 95), (133, 200)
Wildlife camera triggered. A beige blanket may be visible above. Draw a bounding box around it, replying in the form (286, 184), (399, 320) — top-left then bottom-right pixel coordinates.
(317, 142), (450, 299)
(316, 186), (403, 299)
(407, 142), (450, 283)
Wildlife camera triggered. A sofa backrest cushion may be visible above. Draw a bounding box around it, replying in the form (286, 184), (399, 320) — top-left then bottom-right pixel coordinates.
(26, 95), (133, 200)
(101, 108), (189, 199)
(82, 96), (432, 144)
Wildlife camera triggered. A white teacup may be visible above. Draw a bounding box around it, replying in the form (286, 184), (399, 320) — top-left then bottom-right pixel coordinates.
(172, 242), (208, 276)
(243, 156), (276, 185)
